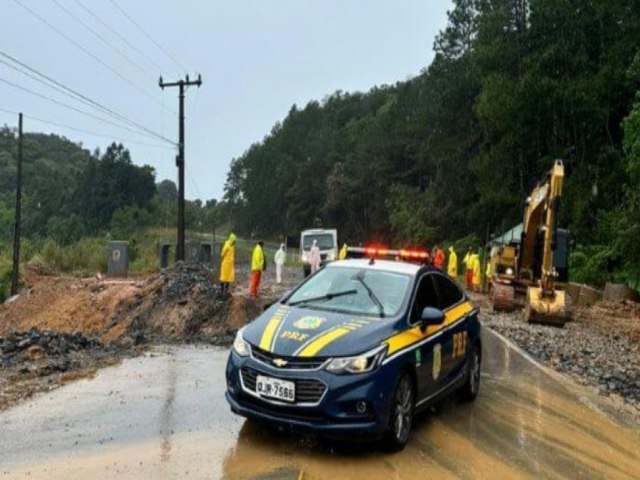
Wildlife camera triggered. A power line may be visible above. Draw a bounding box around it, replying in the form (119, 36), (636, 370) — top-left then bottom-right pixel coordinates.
(108, 0), (187, 73)
(0, 50), (176, 145)
(0, 76), (177, 143)
(0, 106), (176, 150)
(50, 0), (148, 77)
(71, 0), (164, 73)
(12, 0), (176, 114)
(0, 58), (166, 144)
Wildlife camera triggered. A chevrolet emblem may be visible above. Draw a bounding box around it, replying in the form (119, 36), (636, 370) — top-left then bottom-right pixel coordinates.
(272, 358), (288, 367)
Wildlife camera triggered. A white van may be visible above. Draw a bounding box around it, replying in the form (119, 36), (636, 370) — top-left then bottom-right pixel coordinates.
(300, 228), (338, 276)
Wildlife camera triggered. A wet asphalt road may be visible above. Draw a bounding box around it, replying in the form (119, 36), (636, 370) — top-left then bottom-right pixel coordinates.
(1, 329), (639, 480)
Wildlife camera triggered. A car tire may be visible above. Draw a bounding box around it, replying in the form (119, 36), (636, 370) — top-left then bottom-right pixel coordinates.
(382, 373), (415, 452)
(459, 343), (481, 402)
(303, 265), (311, 277)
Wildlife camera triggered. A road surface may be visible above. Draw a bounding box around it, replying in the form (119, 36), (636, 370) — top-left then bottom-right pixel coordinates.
(1, 329), (639, 480)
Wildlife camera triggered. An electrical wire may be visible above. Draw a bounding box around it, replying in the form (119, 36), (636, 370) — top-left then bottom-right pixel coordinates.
(50, 0), (149, 77)
(0, 76), (177, 143)
(0, 50), (175, 145)
(12, 0), (176, 115)
(71, 0), (164, 72)
(0, 106), (176, 150)
(107, 0), (187, 73)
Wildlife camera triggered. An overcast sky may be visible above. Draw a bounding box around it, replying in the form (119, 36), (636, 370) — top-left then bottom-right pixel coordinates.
(1, 0), (452, 201)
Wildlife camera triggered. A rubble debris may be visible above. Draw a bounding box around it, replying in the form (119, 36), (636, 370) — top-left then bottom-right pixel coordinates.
(0, 328), (135, 411)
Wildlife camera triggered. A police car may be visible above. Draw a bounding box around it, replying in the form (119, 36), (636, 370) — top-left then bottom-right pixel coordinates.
(225, 248), (481, 450)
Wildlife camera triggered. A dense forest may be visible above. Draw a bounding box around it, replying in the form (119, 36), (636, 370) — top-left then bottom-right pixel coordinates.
(223, 0), (640, 288)
(0, 130), (221, 245)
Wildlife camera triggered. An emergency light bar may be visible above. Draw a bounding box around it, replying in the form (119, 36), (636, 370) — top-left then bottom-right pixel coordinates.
(347, 246), (430, 262)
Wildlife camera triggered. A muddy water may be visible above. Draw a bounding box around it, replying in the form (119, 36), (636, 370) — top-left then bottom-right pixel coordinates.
(1, 331), (639, 480)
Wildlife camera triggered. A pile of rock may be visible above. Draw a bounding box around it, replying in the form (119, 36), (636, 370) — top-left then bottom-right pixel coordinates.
(0, 329), (106, 375)
(160, 261), (219, 302)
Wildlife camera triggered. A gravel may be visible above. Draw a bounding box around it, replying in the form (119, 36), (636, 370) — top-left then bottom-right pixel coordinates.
(484, 310), (640, 411)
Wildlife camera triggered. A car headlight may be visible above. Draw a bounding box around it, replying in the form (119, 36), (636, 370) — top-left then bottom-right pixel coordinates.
(301, 253), (308, 263)
(327, 251), (336, 261)
(505, 267), (514, 276)
(233, 328), (250, 357)
(326, 345), (387, 374)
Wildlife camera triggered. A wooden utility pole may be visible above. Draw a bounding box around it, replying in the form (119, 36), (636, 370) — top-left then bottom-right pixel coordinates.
(11, 113), (23, 296)
(159, 74), (202, 261)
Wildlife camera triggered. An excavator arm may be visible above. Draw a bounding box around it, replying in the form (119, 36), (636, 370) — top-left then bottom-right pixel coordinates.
(524, 160), (570, 324)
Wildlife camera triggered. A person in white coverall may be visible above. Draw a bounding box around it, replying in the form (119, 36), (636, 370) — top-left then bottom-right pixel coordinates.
(309, 240), (321, 274)
(274, 244), (286, 284)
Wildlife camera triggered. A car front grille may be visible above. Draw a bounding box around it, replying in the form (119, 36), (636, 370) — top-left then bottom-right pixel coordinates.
(240, 366), (327, 405)
(250, 346), (327, 370)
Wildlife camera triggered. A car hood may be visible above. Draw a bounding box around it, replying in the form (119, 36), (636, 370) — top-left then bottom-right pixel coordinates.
(242, 303), (397, 358)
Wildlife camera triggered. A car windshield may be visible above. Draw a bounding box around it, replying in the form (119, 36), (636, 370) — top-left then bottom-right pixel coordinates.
(286, 266), (411, 317)
(302, 234), (335, 251)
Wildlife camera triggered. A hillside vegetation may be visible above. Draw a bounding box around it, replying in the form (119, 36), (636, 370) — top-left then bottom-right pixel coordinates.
(223, 0), (640, 288)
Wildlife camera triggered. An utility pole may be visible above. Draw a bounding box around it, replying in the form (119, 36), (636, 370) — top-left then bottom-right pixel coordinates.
(11, 113), (23, 296)
(159, 74), (202, 261)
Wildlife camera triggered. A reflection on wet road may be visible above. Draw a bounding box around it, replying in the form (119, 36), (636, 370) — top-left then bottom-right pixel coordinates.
(1, 330), (639, 479)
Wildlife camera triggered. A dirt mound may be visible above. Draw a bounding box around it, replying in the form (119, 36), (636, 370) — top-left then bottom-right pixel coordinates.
(0, 263), (280, 346)
(108, 263), (258, 345)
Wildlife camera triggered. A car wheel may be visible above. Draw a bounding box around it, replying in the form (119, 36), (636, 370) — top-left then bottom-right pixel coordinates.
(383, 373), (414, 452)
(459, 343), (481, 402)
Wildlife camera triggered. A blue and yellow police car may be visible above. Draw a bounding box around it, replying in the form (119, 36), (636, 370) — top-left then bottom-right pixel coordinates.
(225, 249), (481, 450)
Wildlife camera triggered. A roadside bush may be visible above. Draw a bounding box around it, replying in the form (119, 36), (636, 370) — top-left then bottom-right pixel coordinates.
(0, 263), (11, 303)
(41, 237), (107, 274)
(569, 245), (617, 287)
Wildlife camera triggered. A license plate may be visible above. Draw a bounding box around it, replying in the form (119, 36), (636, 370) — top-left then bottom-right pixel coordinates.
(256, 375), (295, 403)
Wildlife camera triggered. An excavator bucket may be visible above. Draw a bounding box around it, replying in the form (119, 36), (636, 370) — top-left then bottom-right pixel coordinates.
(525, 287), (571, 326)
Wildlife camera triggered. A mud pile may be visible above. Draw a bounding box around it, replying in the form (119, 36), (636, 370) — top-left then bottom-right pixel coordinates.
(110, 262), (267, 345)
(0, 262), (285, 346)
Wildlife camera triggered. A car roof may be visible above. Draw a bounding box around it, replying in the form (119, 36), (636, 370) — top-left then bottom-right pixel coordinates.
(326, 258), (423, 276)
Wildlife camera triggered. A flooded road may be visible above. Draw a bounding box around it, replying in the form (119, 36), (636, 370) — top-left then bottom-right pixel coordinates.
(1, 330), (639, 480)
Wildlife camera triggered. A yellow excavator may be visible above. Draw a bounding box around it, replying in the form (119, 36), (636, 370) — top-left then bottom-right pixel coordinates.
(489, 159), (571, 325)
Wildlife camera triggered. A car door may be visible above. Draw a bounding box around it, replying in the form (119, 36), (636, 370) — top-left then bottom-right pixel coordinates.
(409, 273), (443, 400)
(432, 274), (468, 386)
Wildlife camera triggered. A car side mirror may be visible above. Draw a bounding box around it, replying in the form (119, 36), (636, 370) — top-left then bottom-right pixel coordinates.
(420, 307), (445, 332)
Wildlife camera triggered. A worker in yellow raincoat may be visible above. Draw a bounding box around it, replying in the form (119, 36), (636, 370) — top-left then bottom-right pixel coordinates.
(339, 243), (348, 260)
(471, 252), (481, 292)
(219, 233), (236, 294)
(249, 240), (266, 297)
(447, 246), (458, 279)
(463, 247), (474, 290)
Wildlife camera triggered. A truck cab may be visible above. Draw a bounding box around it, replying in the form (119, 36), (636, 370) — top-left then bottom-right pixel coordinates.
(300, 228), (338, 277)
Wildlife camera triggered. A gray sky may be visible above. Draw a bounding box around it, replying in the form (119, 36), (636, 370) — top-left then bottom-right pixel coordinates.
(1, 0), (452, 201)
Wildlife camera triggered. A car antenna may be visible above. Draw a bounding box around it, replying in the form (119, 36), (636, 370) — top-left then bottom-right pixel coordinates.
(368, 256), (375, 265)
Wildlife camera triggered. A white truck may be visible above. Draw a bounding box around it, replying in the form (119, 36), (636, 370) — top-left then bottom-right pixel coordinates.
(300, 228), (338, 277)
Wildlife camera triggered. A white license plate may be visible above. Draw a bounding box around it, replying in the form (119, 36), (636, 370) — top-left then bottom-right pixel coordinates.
(256, 375), (295, 403)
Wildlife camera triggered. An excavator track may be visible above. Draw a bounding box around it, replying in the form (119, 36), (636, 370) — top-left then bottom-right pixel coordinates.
(491, 283), (516, 312)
